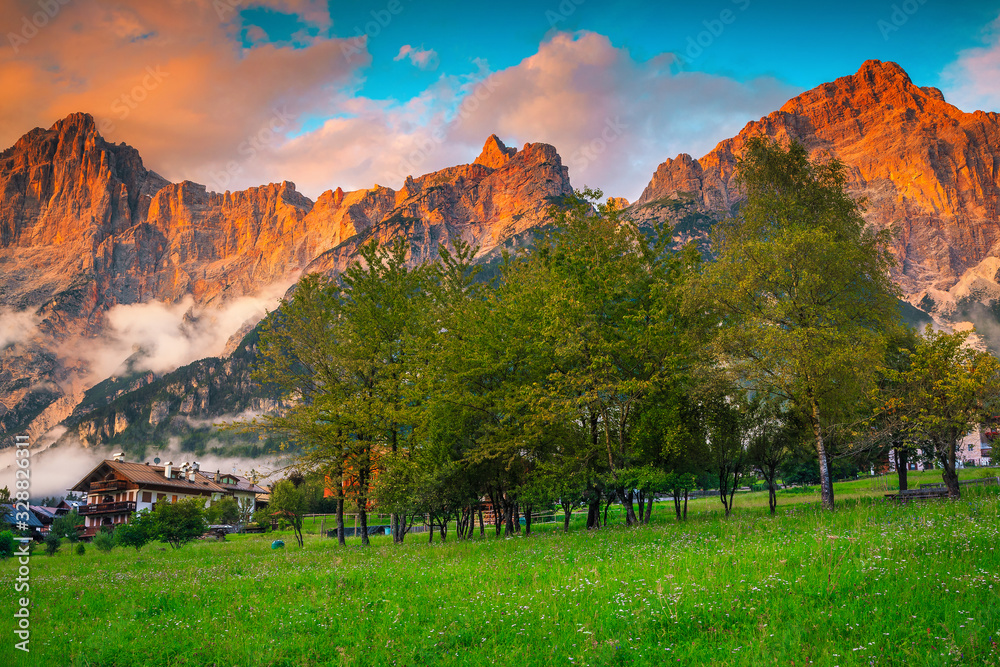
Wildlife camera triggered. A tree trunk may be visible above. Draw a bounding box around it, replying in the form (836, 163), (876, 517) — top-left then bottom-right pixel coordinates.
(479, 506), (485, 537)
(504, 500), (516, 537)
(336, 498), (345, 546)
(391, 513), (398, 543)
(809, 390), (835, 510)
(586, 498), (601, 530)
(621, 488), (638, 527)
(636, 490), (646, 523)
(358, 506), (369, 547)
(768, 481), (777, 515)
(603, 495), (612, 527)
(942, 435), (961, 499)
(562, 502), (572, 532)
(683, 489), (689, 520)
(514, 503), (521, 533)
(673, 489), (681, 520)
(439, 515), (447, 542)
(524, 504), (532, 537)
(428, 516), (434, 543)
(895, 447), (909, 491)
(645, 493), (654, 524)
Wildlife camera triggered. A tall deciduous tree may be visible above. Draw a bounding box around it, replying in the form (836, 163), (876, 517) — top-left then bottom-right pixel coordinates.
(699, 138), (900, 510)
(254, 239), (433, 546)
(890, 327), (1000, 498)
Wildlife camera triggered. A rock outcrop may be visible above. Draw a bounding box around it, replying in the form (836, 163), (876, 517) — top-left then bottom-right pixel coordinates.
(304, 136), (572, 275)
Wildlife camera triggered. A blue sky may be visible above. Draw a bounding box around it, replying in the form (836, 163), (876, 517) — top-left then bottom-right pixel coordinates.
(239, 1), (1000, 97)
(3, 0), (999, 200)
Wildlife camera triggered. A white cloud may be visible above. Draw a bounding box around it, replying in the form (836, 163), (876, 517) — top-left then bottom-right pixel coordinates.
(941, 13), (1000, 112)
(0, 307), (40, 349)
(77, 279), (290, 382)
(395, 44), (440, 70)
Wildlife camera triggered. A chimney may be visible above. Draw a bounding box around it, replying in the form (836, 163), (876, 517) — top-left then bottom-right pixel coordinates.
(215, 469), (220, 482)
(112, 451), (125, 462)
(164, 461), (173, 479)
(188, 467), (196, 482)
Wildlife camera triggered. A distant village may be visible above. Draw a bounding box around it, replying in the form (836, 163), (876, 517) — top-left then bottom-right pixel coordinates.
(3, 452), (268, 540)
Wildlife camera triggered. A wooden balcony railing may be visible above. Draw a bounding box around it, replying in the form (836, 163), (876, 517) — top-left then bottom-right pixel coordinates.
(79, 501), (136, 516)
(90, 479), (126, 492)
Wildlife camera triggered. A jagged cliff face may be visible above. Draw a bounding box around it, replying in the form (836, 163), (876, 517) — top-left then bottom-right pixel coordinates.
(303, 135), (573, 275)
(0, 119), (572, 450)
(631, 60), (1000, 330)
(7, 62), (1000, 454)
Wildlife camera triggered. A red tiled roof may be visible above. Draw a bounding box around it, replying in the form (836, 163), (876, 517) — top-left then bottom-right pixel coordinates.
(71, 460), (228, 494)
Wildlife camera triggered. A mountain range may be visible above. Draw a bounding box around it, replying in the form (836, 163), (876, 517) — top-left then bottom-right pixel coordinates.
(3, 59), (999, 489)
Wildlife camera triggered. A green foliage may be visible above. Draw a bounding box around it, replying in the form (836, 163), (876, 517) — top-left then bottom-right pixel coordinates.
(150, 498), (207, 549)
(253, 238), (437, 545)
(51, 511), (84, 543)
(93, 531), (116, 553)
(0, 530), (14, 558)
(113, 514), (153, 551)
(698, 138), (901, 509)
(0, 486), (11, 504)
(268, 480), (307, 547)
(886, 326), (1000, 496)
(74, 542), (86, 556)
(43, 532), (60, 556)
(206, 497), (240, 525)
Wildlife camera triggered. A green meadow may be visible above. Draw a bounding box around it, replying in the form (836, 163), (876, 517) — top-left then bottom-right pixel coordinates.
(4, 471), (1000, 667)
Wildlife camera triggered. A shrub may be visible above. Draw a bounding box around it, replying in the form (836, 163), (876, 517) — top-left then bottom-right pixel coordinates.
(43, 532), (61, 556)
(114, 514), (152, 551)
(150, 498), (207, 549)
(75, 543), (85, 556)
(0, 530), (14, 559)
(93, 531), (116, 553)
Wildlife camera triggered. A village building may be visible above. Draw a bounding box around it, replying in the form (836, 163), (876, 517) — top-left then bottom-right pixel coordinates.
(70, 453), (266, 538)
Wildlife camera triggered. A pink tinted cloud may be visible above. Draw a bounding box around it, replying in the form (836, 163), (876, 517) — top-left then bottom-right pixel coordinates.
(0, 0), (365, 187)
(253, 31), (798, 201)
(941, 14), (1000, 112)
(395, 44), (440, 70)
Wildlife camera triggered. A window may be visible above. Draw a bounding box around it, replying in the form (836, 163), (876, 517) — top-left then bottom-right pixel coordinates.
(172, 495), (178, 503)
(141, 492), (152, 503)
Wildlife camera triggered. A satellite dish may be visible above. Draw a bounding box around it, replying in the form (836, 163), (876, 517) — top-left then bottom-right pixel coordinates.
(154, 457), (161, 464)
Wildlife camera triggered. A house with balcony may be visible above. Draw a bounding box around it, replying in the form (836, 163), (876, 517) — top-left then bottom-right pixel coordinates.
(70, 453), (267, 538)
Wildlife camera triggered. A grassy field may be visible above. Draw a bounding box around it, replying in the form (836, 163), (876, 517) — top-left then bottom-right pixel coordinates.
(4, 470), (1000, 666)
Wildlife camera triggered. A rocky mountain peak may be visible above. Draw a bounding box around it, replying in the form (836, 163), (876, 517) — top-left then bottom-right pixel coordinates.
(474, 134), (517, 170)
(631, 60), (1000, 345)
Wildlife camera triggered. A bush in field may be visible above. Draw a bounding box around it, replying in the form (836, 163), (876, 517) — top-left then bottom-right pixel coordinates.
(0, 530), (14, 559)
(113, 517), (152, 552)
(150, 498), (206, 549)
(93, 531), (115, 553)
(75, 543), (85, 556)
(43, 532), (60, 556)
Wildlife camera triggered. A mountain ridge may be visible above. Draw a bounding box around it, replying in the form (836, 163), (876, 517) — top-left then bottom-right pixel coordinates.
(4, 59), (1000, 465)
